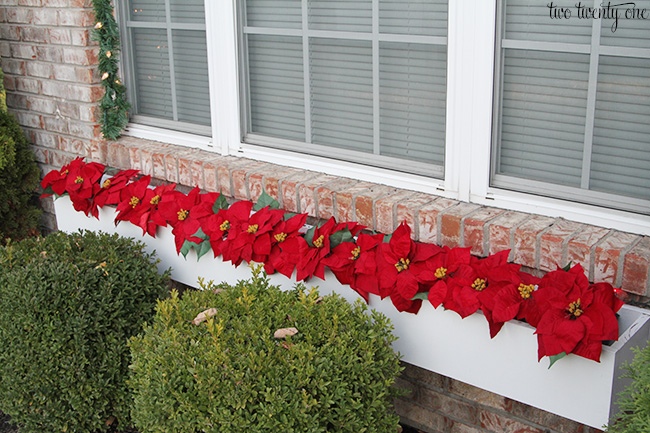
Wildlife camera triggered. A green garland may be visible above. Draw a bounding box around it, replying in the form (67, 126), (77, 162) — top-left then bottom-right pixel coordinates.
(91, 0), (130, 140)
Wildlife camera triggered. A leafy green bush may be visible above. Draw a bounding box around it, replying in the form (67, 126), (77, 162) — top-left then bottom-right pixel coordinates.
(608, 344), (650, 433)
(0, 230), (170, 433)
(0, 110), (41, 240)
(129, 268), (403, 433)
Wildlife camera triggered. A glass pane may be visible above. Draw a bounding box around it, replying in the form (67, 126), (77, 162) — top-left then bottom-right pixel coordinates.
(309, 1), (372, 33)
(248, 35), (305, 141)
(173, 30), (211, 126)
(129, 0), (165, 22)
(504, 0), (592, 44)
(132, 28), (173, 120)
(591, 56), (650, 200)
(380, 42), (446, 165)
(170, 0), (205, 24)
(497, 49), (589, 187)
(379, 0), (447, 37)
(246, 0), (302, 29)
(600, 12), (650, 49)
(310, 38), (373, 152)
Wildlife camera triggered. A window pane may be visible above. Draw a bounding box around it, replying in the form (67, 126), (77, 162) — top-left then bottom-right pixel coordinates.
(504, 0), (591, 44)
(310, 38), (373, 152)
(379, 0), (447, 37)
(248, 35), (305, 141)
(170, 0), (205, 24)
(132, 28), (173, 120)
(173, 30), (210, 126)
(600, 14), (650, 48)
(497, 49), (589, 187)
(246, 0), (302, 29)
(380, 42), (446, 165)
(129, 0), (165, 22)
(309, 1), (372, 33)
(591, 56), (650, 200)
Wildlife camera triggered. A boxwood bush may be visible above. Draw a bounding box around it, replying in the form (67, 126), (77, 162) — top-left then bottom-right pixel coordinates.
(608, 344), (650, 433)
(129, 267), (403, 433)
(0, 230), (170, 433)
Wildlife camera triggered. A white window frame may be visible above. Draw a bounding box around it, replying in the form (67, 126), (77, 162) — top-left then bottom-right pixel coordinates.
(122, 0), (650, 236)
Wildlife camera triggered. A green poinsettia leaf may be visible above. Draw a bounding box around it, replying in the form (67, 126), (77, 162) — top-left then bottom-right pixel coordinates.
(283, 212), (298, 220)
(196, 240), (212, 261)
(411, 293), (429, 301)
(329, 228), (354, 249)
(561, 262), (573, 272)
(180, 239), (193, 259)
(304, 225), (317, 247)
(383, 233), (393, 243)
(548, 352), (568, 369)
(192, 227), (209, 241)
(253, 190), (281, 211)
(213, 195), (229, 212)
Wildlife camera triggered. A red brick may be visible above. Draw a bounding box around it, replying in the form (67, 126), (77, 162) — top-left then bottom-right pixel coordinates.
(333, 181), (374, 223)
(314, 177), (356, 220)
(621, 237), (650, 296)
(0, 25), (21, 41)
(512, 215), (556, 269)
(31, 146), (48, 164)
(297, 174), (338, 217)
(15, 76), (40, 93)
(164, 152), (180, 184)
(416, 198), (458, 246)
(448, 379), (510, 412)
(280, 171), (317, 213)
(594, 231), (640, 285)
(463, 207), (507, 257)
(70, 28), (92, 46)
(260, 166), (302, 203)
(33, 8), (58, 25)
(36, 46), (63, 63)
(62, 47), (97, 66)
(539, 220), (585, 272)
(480, 411), (545, 433)
(21, 26), (48, 43)
(82, 139), (106, 162)
(439, 202), (481, 248)
(14, 110), (41, 128)
(216, 157), (250, 197)
(68, 121), (96, 140)
(248, 165), (301, 204)
(393, 398), (451, 433)
(506, 400), (590, 433)
(487, 211), (531, 258)
(230, 161), (267, 200)
(247, 165), (280, 203)
(375, 190), (418, 235)
(176, 150), (198, 187)
(58, 137), (85, 154)
(418, 387), (479, 427)
(354, 184), (397, 229)
(128, 147), (142, 172)
(138, 145), (154, 177)
(191, 160), (204, 189)
(449, 421), (483, 433)
(5, 8), (32, 24)
(26, 96), (56, 114)
(106, 142), (132, 170)
(30, 130), (57, 148)
(401, 363), (449, 391)
(202, 158), (224, 193)
(57, 101), (81, 119)
(567, 226), (612, 281)
(58, 9), (94, 27)
(396, 193), (437, 240)
(50, 151), (75, 168)
(2, 59), (26, 75)
(6, 93), (27, 109)
(49, 28), (72, 45)
(42, 116), (69, 134)
(151, 150), (167, 180)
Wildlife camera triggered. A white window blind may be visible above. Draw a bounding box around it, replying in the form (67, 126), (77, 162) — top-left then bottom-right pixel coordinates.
(493, 0), (650, 213)
(122, 0), (211, 133)
(241, 0), (448, 177)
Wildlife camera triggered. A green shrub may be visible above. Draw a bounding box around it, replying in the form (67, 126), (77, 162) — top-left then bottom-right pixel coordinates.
(129, 268), (403, 433)
(0, 230), (170, 433)
(608, 344), (650, 433)
(0, 110), (41, 240)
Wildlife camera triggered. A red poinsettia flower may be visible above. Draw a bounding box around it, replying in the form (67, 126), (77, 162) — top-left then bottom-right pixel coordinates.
(488, 269), (543, 327)
(321, 232), (385, 302)
(377, 222), (441, 313)
(202, 200), (253, 258)
(134, 183), (177, 237)
(65, 159), (106, 216)
(41, 157), (86, 197)
(264, 212), (308, 277)
(156, 187), (221, 253)
(294, 217), (340, 281)
(114, 175), (153, 227)
(222, 206), (284, 266)
(535, 264), (620, 362)
(90, 169), (139, 217)
(425, 246), (472, 308)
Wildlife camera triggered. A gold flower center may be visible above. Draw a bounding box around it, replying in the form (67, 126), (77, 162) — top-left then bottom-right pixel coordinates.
(129, 196), (140, 208)
(220, 220), (230, 232)
(247, 224), (259, 234)
(74, 176), (84, 184)
(435, 267), (447, 279)
(518, 283), (535, 299)
(102, 179), (111, 188)
(313, 235), (325, 248)
(177, 209), (188, 221)
(568, 299), (583, 318)
(472, 278), (487, 292)
(349, 246), (361, 260)
(274, 232), (287, 243)
(395, 258), (410, 273)
(150, 195), (160, 205)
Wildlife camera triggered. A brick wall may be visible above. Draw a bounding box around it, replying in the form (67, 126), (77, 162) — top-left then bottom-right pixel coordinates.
(0, 1), (645, 432)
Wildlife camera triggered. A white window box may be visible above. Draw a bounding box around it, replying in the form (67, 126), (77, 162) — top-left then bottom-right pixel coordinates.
(54, 195), (650, 430)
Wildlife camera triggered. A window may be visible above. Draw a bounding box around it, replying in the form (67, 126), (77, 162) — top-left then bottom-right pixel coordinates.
(239, 0), (448, 177)
(492, 0), (650, 213)
(119, 0), (212, 135)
